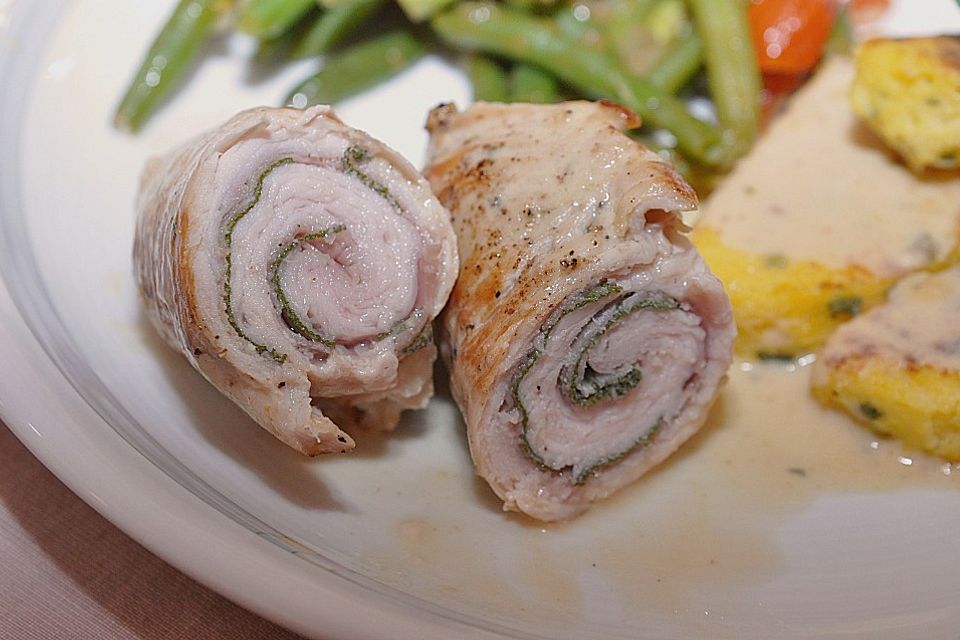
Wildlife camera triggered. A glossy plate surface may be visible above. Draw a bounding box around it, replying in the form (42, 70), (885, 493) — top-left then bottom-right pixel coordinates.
(1, 2), (959, 638)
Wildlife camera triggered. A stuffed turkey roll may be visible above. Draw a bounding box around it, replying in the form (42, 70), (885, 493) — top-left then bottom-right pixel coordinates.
(425, 101), (735, 521)
(134, 106), (457, 455)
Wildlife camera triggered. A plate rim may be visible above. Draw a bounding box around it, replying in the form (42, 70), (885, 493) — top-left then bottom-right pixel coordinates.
(4, 1), (960, 638)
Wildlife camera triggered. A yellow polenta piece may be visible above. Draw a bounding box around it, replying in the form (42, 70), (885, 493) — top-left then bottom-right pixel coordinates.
(694, 57), (960, 359)
(812, 266), (960, 461)
(693, 227), (892, 359)
(852, 36), (960, 172)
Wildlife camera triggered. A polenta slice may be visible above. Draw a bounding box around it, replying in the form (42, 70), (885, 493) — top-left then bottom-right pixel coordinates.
(812, 266), (960, 461)
(694, 227), (892, 359)
(694, 57), (960, 359)
(852, 36), (960, 173)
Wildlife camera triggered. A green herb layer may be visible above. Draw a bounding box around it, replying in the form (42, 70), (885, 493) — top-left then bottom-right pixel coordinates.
(561, 295), (680, 407)
(341, 145), (402, 212)
(271, 225), (346, 346)
(223, 157), (295, 364)
(513, 284), (681, 483)
(222, 148), (422, 362)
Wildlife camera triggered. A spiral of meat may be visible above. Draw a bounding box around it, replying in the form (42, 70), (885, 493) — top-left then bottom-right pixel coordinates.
(134, 106), (457, 455)
(425, 101), (734, 521)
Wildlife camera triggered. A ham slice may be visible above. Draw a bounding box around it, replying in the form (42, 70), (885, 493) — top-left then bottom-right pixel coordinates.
(134, 106), (458, 455)
(425, 101), (735, 521)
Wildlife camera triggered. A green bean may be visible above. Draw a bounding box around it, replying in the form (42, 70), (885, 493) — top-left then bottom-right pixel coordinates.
(238, 0), (316, 40)
(646, 30), (703, 94)
(466, 55), (508, 102)
(509, 64), (559, 103)
(114, 0), (227, 132)
(255, 6), (322, 62)
(686, 0), (760, 163)
(604, 0), (658, 65)
(395, 0), (458, 22)
(433, 2), (595, 84)
(291, 0), (384, 58)
(503, 0), (561, 10)
(286, 30), (426, 107)
(555, 4), (589, 42)
(643, 0), (688, 43)
(431, 2), (722, 165)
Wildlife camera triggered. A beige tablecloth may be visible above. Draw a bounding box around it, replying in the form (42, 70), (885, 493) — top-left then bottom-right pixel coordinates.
(0, 422), (305, 639)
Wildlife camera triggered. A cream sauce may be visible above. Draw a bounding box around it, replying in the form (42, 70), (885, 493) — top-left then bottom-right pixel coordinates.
(699, 57), (960, 277)
(819, 265), (960, 370)
(367, 364), (958, 635)
(365, 57), (960, 636)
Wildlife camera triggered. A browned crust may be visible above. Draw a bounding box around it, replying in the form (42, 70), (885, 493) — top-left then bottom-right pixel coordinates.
(595, 99), (643, 129)
(425, 105), (696, 379)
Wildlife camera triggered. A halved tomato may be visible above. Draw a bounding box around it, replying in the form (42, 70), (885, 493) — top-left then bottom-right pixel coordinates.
(749, 0), (839, 76)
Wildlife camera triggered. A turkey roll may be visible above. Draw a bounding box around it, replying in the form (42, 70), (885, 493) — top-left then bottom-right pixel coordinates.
(425, 101), (735, 521)
(135, 106), (458, 455)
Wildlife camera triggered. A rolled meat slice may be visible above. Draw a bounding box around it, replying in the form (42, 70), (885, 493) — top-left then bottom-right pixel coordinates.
(134, 106), (458, 455)
(425, 101), (735, 521)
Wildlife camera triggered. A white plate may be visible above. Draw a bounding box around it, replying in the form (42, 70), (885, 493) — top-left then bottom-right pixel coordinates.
(2, 2), (960, 639)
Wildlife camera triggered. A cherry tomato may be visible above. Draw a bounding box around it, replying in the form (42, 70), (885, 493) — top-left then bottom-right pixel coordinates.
(749, 0), (839, 76)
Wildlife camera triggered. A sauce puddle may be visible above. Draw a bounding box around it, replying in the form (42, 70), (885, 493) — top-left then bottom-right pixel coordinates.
(366, 361), (958, 636)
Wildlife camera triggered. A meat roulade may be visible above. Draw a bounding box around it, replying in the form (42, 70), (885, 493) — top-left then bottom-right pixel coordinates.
(134, 106), (458, 455)
(425, 101), (735, 521)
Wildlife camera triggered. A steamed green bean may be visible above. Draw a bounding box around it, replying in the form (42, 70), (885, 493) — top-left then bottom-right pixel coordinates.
(646, 29), (703, 94)
(431, 2), (722, 164)
(466, 55), (509, 102)
(286, 30), (425, 107)
(255, 5), (322, 62)
(291, 0), (384, 58)
(509, 64), (559, 103)
(395, 0), (458, 22)
(114, 0), (227, 132)
(687, 0), (760, 163)
(238, 0), (315, 40)
(117, 0), (783, 174)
